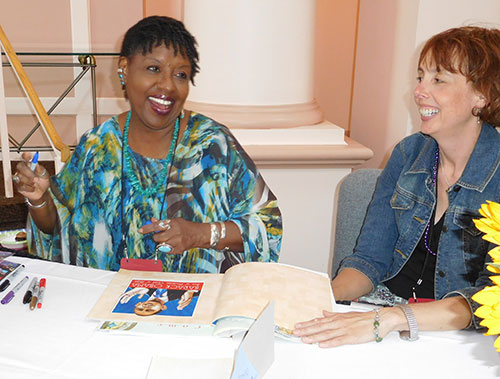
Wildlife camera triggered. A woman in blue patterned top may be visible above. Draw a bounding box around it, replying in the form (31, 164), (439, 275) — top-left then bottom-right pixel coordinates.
(13, 16), (282, 273)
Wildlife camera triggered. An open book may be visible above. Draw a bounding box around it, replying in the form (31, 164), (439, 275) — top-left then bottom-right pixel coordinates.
(88, 262), (334, 338)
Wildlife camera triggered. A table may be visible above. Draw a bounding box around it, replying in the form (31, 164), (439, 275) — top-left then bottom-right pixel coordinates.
(1, 257), (499, 379)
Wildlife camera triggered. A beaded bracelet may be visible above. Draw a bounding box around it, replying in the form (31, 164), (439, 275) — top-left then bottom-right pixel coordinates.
(25, 198), (47, 209)
(373, 308), (383, 343)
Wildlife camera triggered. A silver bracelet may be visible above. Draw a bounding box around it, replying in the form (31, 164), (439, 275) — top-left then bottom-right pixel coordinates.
(25, 198), (47, 209)
(397, 304), (419, 341)
(218, 221), (226, 239)
(209, 223), (220, 248)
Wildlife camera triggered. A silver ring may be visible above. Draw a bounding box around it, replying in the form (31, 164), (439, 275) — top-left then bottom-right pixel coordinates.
(156, 242), (173, 254)
(158, 219), (171, 230)
(12, 174), (20, 184)
(38, 169), (48, 178)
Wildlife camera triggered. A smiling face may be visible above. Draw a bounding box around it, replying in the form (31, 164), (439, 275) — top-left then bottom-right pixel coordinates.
(414, 57), (486, 139)
(134, 298), (166, 316)
(119, 43), (191, 132)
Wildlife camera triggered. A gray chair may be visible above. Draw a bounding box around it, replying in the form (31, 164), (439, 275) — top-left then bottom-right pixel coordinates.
(331, 168), (382, 275)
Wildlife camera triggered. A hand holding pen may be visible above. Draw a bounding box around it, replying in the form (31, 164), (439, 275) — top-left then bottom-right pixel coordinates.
(12, 152), (50, 208)
(13, 152), (50, 200)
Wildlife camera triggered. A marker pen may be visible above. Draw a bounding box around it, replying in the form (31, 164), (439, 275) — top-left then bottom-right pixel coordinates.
(1, 275), (29, 304)
(0, 265), (25, 292)
(36, 278), (46, 309)
(29, 279), (40, 310)
(30, 151), (39, 172)
(23, 277), (38, 304)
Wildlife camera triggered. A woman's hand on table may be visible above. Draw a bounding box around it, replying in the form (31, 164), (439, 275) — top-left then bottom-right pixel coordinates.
(14, 152), (50, 202)
(139, 217), (208, 254)
(293, 308), (402, 348)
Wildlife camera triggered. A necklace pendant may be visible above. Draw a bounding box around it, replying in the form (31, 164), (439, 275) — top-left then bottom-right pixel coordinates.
(119, 239), (128, 259)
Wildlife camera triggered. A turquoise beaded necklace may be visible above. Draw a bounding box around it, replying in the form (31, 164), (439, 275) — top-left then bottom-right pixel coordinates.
(122, 110), (180, 197)
(119, 110), (182, 258)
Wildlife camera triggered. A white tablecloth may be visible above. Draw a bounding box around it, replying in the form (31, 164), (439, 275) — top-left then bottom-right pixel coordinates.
(1, 257), (499, 379)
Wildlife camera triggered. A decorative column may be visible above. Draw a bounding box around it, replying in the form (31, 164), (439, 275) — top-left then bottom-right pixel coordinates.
(182, 0), (372, 274)
(183, 0), (322, 128)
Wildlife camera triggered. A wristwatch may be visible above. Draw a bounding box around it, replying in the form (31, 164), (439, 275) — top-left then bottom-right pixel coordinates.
(397, 304), (419, 341)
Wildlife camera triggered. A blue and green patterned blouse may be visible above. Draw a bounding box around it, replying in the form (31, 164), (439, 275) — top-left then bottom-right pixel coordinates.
(29, 112), (282, 273)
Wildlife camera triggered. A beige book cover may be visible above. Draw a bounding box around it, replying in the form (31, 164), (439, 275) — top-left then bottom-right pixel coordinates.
(88, 262), (334, 334)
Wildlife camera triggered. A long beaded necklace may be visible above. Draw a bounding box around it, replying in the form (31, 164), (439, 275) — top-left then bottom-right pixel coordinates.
(423, 148), (440, 257)
(119, 110), (181, 258)
(411, 147), (440, 301)
(122, 110), (180, 197)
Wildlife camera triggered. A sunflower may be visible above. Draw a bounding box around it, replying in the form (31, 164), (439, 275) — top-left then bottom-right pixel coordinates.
(472, 201), (500, 351)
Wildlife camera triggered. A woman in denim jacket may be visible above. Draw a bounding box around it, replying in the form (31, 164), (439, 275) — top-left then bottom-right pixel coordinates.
(294, 26), (500, 347)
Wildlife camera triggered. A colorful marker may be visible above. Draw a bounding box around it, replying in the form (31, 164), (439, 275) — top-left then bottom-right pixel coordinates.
(23, 277), (38, 304)
(29, 279), (40, 310)
(0, 265), (25, 292)
(30, 151), (39, 171)
(37, 278), (46, 309)
(1, 275), (29, 304)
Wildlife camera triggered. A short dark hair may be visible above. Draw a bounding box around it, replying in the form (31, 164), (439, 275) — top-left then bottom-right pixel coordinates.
(120, 16), (200, 84)
(419, 26), (500, 126)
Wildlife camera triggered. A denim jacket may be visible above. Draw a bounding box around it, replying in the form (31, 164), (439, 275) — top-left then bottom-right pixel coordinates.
(340, 124), (500, 328)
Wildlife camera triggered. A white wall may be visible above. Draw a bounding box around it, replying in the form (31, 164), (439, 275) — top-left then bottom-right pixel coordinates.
(352, 0), (500, 169)
(350, 0), (418, 169)
(406, 0), (500, 135)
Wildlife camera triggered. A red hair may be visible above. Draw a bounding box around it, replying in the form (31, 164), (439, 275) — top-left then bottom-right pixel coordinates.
(419, 26), (500, 126)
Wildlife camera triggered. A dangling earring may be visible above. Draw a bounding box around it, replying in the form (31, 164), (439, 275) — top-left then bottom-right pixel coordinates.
(117, 68), (125, 86)
(472, 107), (482, 125)
(180, 109), (185, 119)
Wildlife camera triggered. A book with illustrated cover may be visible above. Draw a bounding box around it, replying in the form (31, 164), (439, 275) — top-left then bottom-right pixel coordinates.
(88, 262), (335, 338)
(0, 260), (22, 282)
(111, 279), (203, 318)
(0, 251), (14, 263)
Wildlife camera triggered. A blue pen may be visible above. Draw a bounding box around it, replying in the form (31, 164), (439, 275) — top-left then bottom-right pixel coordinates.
(1, 275), (29, 304)
(30, 152), (39, 171)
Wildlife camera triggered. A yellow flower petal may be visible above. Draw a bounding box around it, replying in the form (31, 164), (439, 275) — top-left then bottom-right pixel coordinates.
(475, 305), (494, 318)
(488, 247), (500, 262)
(480, 319), (500, 335)
(478, 217), (500, 231)
(491, 276), (500, 286)
(474, 219), (500, 235)
(472, 286), (500, 306)
(481, 233), (500, 245)
(488, 265), (500, 274)
(479, 206), (488, 219)
(494, 335), (500, 352)
(486, 201), (500, 224)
